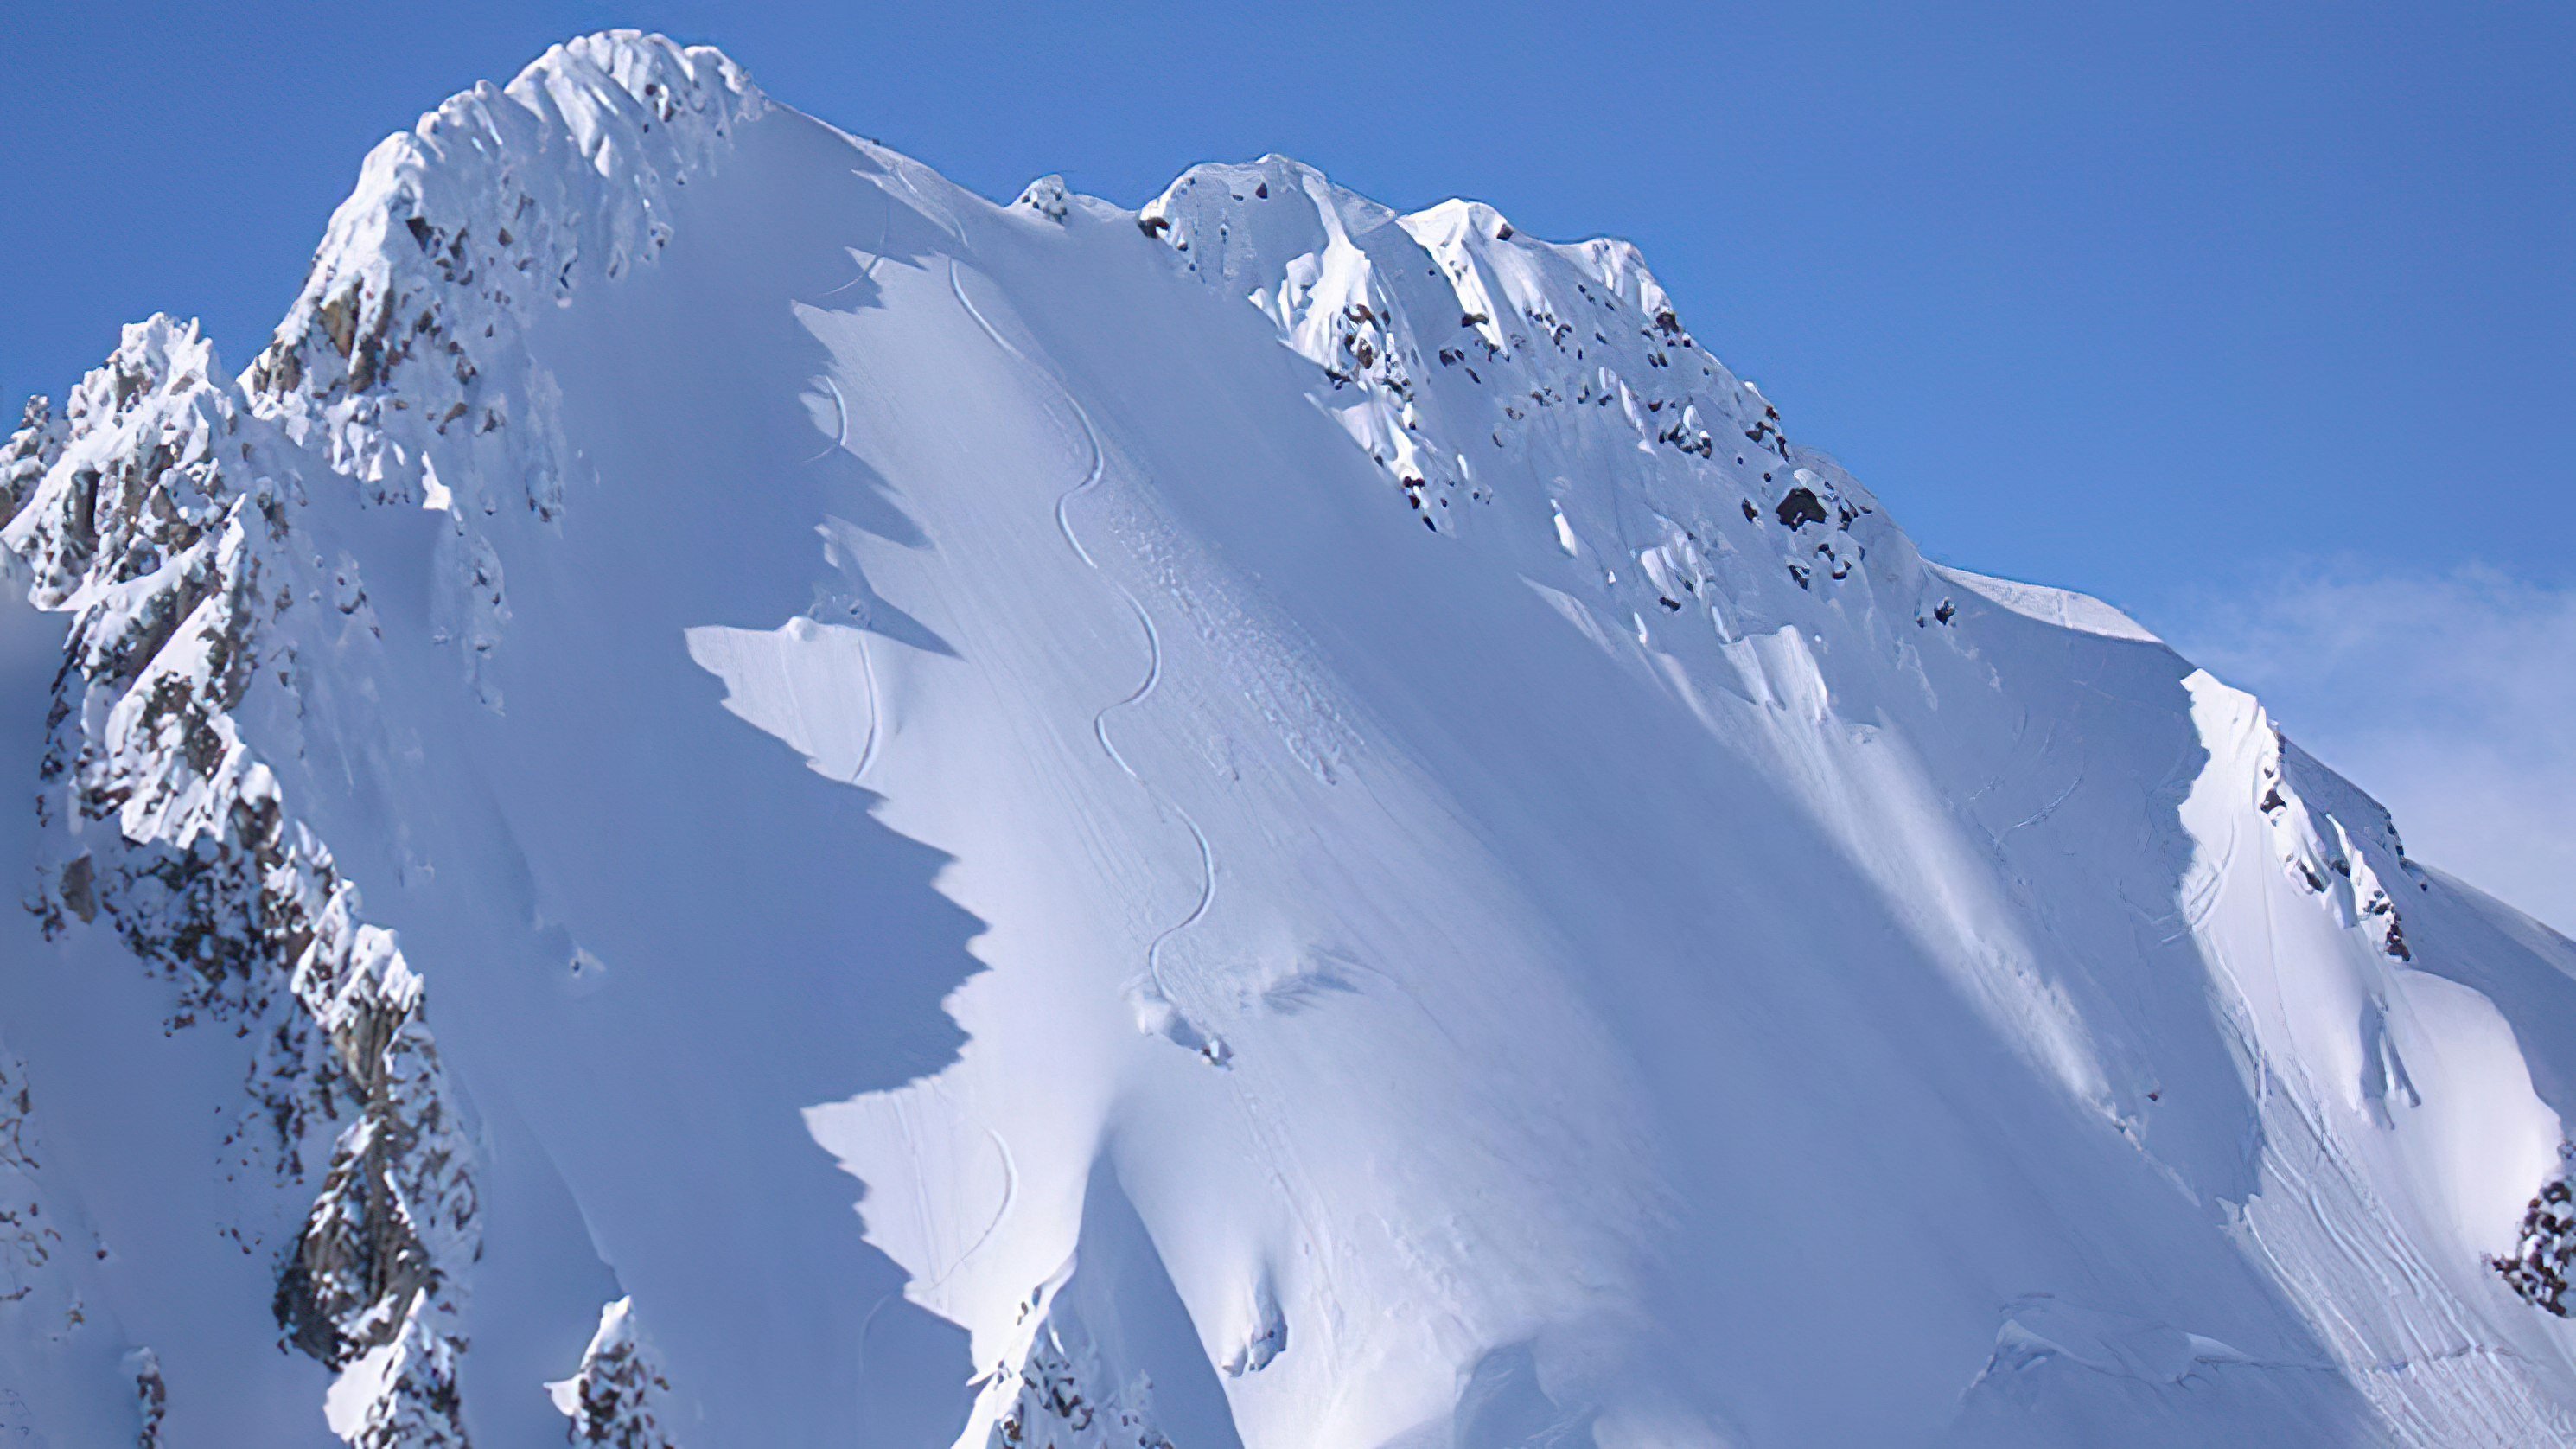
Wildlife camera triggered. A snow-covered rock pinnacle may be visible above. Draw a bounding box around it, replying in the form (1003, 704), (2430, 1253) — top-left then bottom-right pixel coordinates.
(545, 1297), (683, 1447)
(3, 29), (2573, 1449)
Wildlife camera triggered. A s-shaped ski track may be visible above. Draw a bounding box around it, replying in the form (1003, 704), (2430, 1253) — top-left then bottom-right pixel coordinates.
(797, 373), (883, 788)
(947, 256), (1216, 1042)
(948, 255), (1355, 1353)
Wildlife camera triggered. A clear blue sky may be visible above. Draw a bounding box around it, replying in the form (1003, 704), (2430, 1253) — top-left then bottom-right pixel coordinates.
(7, 3), (2573, 920)
(4, 2), (2566, 611)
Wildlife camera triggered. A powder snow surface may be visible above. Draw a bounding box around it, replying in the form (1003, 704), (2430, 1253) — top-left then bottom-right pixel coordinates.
(3, 30), (2575, 1449)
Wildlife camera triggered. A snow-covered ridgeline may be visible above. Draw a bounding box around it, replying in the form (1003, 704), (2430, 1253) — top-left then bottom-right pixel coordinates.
(0, 32), (763, 1446)
(2175, 672), (2575, 1438)
(1130, 156), (2490, 1090)
(243, 32), (763, 708)
(1140, 156), (1859, 552)
(1133, 152), (1969, 744)
(247, 31), (762, 513)
(0, 318), (480, 1446)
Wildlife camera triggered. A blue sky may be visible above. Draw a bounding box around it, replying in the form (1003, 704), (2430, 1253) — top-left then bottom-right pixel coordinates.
(5, 2), (2571, 925)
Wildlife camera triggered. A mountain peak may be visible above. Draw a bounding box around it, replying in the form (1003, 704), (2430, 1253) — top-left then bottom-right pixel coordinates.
(4, 31), (2573, 1449)
(504, 29), (762, 117)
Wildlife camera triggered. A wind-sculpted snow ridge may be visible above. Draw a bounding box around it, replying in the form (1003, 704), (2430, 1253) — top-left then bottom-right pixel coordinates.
(248, 29), (761, 493)
(6, 28), (2576, 1449)
(244, 30), (762, 707)
(1142, 157), (1851, 551)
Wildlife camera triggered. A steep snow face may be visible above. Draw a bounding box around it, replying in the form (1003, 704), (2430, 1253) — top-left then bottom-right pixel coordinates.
(4, 29), (2576, 1449)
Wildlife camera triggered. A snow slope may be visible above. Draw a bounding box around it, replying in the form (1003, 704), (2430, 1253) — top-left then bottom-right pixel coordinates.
(3, 30), (2574, 1447)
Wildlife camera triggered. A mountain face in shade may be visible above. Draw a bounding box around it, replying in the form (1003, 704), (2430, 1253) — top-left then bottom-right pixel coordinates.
(3, 29), (2573, 1449)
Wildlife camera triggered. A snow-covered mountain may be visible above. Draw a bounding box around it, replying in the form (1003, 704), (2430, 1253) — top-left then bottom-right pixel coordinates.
(3, 30), (2573, 1447)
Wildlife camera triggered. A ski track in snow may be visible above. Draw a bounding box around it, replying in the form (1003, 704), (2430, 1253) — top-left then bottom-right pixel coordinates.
(797, 372), (883, 787)
(950, 254), (1368, 1368)
(850, 615), (883, 787)
(801, 372), (847, 467)
(813, 183), (894, 298)
(851, 1088), (1021, 1382)
(951, 253), (1350, 1358)
(925, 1078), (1020, 1295)
(1999, 769), (2086, 839)
(947, 255), (1218, 1051)
(945, 261), (1350, 1389)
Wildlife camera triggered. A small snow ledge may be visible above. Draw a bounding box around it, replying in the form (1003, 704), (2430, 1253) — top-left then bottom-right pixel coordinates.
(1929, 563), (2161, 643)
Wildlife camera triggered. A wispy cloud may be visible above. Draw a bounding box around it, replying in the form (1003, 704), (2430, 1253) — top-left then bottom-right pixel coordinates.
(2159, 563), (2576, 938)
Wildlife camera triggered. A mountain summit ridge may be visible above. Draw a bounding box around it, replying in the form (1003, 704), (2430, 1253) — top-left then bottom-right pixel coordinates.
(2, 29), (2573, 1448)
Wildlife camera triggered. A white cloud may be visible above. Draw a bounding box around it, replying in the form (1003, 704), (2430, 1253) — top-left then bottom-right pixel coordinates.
(2159, 564), (2576, 939)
